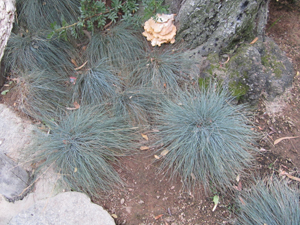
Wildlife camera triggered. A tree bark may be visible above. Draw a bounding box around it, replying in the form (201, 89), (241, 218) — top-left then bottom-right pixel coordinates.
(167, 0), (270, 56)
(0, 0), (15, 62)
(0, 0), (15, 87)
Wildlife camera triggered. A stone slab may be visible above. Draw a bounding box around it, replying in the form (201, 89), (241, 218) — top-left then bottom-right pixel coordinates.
(8, 192), (115, 225)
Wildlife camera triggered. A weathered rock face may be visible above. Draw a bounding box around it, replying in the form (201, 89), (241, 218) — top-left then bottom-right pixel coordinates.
(0, 153), (30, 202)
(171, 0), (270, 56)
(199, 37), (294, 105)
(9, 192), (116, 225)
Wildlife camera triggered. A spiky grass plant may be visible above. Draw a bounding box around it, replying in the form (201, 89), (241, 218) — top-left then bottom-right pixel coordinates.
(31, 105), (139, 196)
(17, 70), (70, 121)
(85, 23), (144, 68)
(3, 34), (75, 75)
(72, 61), (120, 105)
(235, 177), (300, 225)
(110, 88), (163, 125)
(18, 0), (81, 31)
(128, 46), (192, 95)
(154, 86), (256, 192)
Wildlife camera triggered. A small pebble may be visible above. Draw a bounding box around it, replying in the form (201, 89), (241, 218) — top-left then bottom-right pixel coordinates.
(120, 198), (125, 204)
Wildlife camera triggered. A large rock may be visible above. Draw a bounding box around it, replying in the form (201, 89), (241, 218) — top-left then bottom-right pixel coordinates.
(9, 192), (115, 225)
(170, 0), (270, 56)
(198, 37), (294, 105)
(0, 153), (30, 202)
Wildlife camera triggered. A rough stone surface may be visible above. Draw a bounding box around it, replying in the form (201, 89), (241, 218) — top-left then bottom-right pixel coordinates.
(168, 0), (270, 56)
(9, 192), (116, 225)
(199, 37), (294, 105)
(0, 104), (34, 162)
(0, 153), (29, 202)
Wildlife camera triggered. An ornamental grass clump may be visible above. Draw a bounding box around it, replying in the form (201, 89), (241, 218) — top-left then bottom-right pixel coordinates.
(31, 105), (139, 196)
(128, 46), (191, 95)
(154, 86), (256, 192)
(85, 23), (144, 68)
(17, 0), (81, 32)
(110, 88), (163, 125)
(17, 70), (70, 121)
(235, 177), (300, 225)
(72, 61), (120, 105)
(3, 34), (75, 75)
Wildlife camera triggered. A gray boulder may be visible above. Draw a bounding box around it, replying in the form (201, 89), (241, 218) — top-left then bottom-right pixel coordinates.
(9, 192), (115, 225)
(198, 37), (294, 105)
(0, 153), (30, 202)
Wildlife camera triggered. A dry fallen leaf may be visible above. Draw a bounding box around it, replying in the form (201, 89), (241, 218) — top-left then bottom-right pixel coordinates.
(66, 101), (80, 110)
(279, 170), (300, 182)
(74, 61), (88, 71)
(141, 133), (149, 141)
(236, 174), (240, 182)
(250, 37), (258, 44)
(140, 146), (149, 150)
(71, 59), (78, 67)
(238, 196), (245, 205)
(154, 214), (163, 220)
(154, 155), (161, 159)
(111, 214), (118, 219)
(274, 136), (299, 145)
(160, 149), (169, 156)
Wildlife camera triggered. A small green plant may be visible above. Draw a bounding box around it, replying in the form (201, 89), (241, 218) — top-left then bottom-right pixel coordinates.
(17, 70), (71, 121)
(128, 46), (192, 95)
(30, 105), (139, 196)
(141, 0), (169, 21)
(47, 0), (139, 39)
(72, 61), (120, 105)
(3, 33), (75, 75)
(235, 177), (300, 225)
(154, 86), (256, 192)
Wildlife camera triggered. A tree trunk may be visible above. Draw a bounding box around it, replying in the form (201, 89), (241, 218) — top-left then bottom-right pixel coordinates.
(0, 0), (15, 62)
(0, 0), (15, 86)
(168, 0), (270, 56)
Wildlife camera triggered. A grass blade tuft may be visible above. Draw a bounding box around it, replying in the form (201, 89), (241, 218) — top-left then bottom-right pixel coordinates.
(235, 177), (300, 225)
(154, 86), (257, 192)
(30, 105), (139, 196)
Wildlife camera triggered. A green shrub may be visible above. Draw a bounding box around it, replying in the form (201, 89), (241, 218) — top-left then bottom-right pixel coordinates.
(3, 34), (75, 75)
(72, 61), (120, 105)
(128, 46), (191, 95)
(235, 177), (300, 225)
(30, 105), (139, 196)
(85, 23), (144, 68)
(17, 70), (71, 121)
(154, 86), (256, 192)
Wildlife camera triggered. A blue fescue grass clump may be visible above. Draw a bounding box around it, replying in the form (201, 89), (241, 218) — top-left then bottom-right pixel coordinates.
(128, 46), (192, 95)
(18, 70), (71, 121)
(110, 88), (163, 125)
(3, 34), (75, 75)
(31, 106), (139, 196)
(154, 86), (256, 192)
(235, 177), (300, 225)
(85, 23), (144, 68)
(18, 0), (81, 31)
(72, 61), (120, 105)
